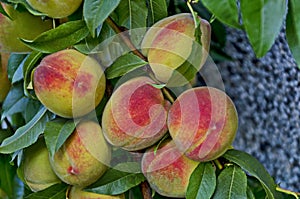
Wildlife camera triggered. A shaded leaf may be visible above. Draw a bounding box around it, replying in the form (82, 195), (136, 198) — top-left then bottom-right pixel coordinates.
(0, 106), (50, 154)
(223, 149), (282, 199)
(1, 83), (28, 121)
(286, 0), (300, 68)
(44, 119), (76, 158)
(23, 51), (43, 98)
(212, 165), (247, 199)
(0, 154), (16, 198)
(83, 0), (121, 37)
(105, 53), (147, 79)
(7, 53), (27, 83)
(24, 183), (68, 199)
(202, 0), (241, 29)
(21, 20), (89, 53)
(240, 0), (287, 57)
(186, 162), (216, 199)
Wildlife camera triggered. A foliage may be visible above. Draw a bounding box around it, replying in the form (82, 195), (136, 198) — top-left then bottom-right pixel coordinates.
(0, 0), (299, 199)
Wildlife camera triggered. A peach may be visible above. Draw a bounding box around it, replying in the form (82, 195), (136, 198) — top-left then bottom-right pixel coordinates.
(0, 53), (10, 102)
(141, 140), (199, 198)
(26, 0), (83, 19)
(167, 87), (238, 162)
(68, 186), (125, 199)
(141, 13), (211, 83)
(49, 121), (111, 187)
(33, 49), (106, 118)
(0, 3), (52, 52)
(101, 76), (169, 151)
(22, 139), (61, 192)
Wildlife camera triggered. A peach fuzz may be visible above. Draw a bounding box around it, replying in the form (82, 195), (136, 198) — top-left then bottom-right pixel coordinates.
(141, 140), (199, 198)
(33, 49), (106, 118)
(49, 121), (111, 187)
(167, 87), (238, 162)
(68, 186), (125, 199)
(102, 76), (169, 151)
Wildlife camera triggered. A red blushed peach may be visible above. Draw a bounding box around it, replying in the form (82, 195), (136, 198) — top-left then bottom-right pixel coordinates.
(33, 49), (106, 118)
(49, 121), (111, 187)
(68, 186), (125, 199)
(167, 87), (238, 162)
(141, 13), (211, 83)
(102, 76), (169, 151)
(141, 140), (199, 198)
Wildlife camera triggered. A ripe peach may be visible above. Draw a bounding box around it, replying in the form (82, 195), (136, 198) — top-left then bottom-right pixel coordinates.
(141, 140), (199, 198)
(0, 53), (10, 102)
(49, 121), (111, 187)
(68, 186), (125, 199)
(26, 0), (83, 19)
(0, 3), (52, 52)
(22, 139), (61, 192)
(102, 76), (169, 151)
(141, 13), (211, 83)
(33, 49), (106, 118)
(167, 87), (238, 162)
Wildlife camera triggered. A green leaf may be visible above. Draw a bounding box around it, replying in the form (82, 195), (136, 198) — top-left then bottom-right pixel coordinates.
(23, 51), (43, 98)
(186, 162), (216, 199)
(1, 83), (28, 121)
(0, 3), (11, 19)
(44, 119), (76, 158)
(115, 0), (148, 30)
(21, 20), (89, 53)
(240, 0), (287, 57)
(0, 106), (50, 154)
(147, 0), (168, 26)
(24, 183), (68, 199)
(246, 186), (256, 199)
(105, 53), (148, 79)
(223, 149), (281, 199)
(286, 0), (300, 68)
(7, 53), (28, 83)
(83, 0), (121, 37)
(85, 162), (145, 195)
(212, 165), (247, 199)
(201, 0), (241, 29)
(0, 154), (16, 198)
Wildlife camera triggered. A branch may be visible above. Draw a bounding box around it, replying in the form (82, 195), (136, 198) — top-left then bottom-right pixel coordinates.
(140, 181), (153, 199)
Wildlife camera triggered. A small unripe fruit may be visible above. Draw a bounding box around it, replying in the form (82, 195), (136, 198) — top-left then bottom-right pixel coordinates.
(50, 121), (111, 187)
(0, 3), (52, 52)
(22, 139), (61, 192)
(142, 140), (199, 198)
(102, 76), (169, 151)
(0, 53), (10, 102)
(68, 186), (125, 199)
(168, 87), (238, 162)
(26, 0), (83, 18)
(33, 49), (106, 118)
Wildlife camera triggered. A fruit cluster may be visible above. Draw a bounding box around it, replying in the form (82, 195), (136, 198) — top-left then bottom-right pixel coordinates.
(0, 3), (238, 198)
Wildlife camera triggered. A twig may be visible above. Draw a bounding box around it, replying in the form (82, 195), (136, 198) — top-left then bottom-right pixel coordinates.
(140, 181), (153, 199)
(105, 17), (147, 61)
(276, 187), (300, 199)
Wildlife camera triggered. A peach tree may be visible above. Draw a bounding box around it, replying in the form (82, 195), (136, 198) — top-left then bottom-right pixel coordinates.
(0, 0), (299, 199)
